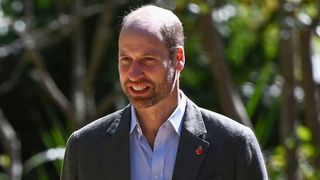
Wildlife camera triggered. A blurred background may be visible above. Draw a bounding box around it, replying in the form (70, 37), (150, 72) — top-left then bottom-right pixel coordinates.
(0, 0), (320, 179)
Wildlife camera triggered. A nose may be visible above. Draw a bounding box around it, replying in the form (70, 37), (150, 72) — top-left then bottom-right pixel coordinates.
(128, 61), (144, 81)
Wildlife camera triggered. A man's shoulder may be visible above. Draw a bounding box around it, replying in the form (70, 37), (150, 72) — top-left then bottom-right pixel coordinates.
(72, 106), (129, 138)
(185, 97), (251, 136)
(200, 107), (247, 128)
(198, 107), (252, 138)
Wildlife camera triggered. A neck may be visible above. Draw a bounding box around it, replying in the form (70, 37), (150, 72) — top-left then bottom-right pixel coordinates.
(135, 89), (180, 147)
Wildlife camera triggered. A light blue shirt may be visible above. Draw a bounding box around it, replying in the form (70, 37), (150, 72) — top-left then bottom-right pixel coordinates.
(129, 94), (187, 180)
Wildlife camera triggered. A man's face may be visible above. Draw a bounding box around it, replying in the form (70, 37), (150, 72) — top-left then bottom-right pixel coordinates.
(118, 25), (177, 109)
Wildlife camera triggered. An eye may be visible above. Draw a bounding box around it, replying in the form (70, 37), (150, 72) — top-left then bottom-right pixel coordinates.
(142, 56), (157, 63)
(119, 56), (132, 65)
(143, 57), (153, 61)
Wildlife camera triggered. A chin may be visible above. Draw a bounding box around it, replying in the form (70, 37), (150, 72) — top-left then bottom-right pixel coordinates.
(129, 97), (159, 109)
(131, 102), (154, 109)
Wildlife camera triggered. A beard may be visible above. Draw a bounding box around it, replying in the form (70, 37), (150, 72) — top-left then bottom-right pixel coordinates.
(122, 69), (176, 109)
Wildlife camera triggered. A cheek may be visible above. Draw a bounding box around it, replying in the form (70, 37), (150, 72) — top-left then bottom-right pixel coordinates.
(118, 65), (128, 76)
(118, 68), (127, 84)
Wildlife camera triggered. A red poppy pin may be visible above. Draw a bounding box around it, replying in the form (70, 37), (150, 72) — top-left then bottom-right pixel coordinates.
(195, 145), (203, 156)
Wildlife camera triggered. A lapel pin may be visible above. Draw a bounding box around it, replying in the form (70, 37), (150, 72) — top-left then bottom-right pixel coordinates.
(195, 145), (203, 156)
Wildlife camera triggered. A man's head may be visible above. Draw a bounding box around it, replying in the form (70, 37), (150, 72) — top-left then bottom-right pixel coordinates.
(118, 5), (185, 109)
(121, 5), (184, 60)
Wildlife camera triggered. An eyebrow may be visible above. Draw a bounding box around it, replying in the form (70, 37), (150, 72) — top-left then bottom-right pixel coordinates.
(118, 50), (128, 56)
(118, 49), (161, 56)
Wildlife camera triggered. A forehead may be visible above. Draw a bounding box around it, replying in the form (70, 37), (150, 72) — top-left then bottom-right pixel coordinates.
(120, 19), (163, 40)
(118, 24), (167, 54)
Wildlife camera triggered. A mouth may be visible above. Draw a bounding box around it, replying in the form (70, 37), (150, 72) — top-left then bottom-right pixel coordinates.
(127, 83), (151, 95)
(131, 85), (147, 91)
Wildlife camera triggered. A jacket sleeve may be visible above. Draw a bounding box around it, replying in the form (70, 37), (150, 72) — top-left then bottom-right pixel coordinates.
(61, 133), (78, 180)
(236, 127), (268, 180)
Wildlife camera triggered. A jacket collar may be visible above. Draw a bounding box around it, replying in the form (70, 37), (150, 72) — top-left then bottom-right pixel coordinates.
(105, 97), (209, 180)
(105, 105), (131, 180)
(172, 98), (210, 180)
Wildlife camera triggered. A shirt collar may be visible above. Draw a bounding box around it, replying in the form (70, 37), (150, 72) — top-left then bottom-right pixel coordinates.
(129, 91), (187, 136)
(130, 107), (139, 135)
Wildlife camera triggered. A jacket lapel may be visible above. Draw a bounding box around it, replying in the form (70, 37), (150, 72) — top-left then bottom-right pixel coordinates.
(172, 99), (210, 180)
(105, 105), (131, 180)
(103, 100), (209, 180)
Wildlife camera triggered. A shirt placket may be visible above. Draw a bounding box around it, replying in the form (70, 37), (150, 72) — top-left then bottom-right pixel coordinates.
(151, 124), (168, 180)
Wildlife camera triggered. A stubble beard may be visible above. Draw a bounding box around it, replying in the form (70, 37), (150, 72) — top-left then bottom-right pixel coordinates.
(123, 69), (176, 109)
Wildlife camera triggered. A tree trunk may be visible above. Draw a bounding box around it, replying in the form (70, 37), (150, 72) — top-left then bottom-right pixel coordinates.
(279, 21), (298, 180)
(85, 0), (117, 123)
(278, 1), (298, 178)
(300, 28), (320, 147)
(198, 13), (253, 129)
(71, 0), (90, 127)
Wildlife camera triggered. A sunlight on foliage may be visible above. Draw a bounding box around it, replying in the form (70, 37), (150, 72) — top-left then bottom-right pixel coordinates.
(245, 63), (275, 118)
(254, 99), (279, 146)
(297, 125), (312, 142)
(267, 125), (320, 179)
(312, 36), (320, 53)
(300, 3), (318, 18)
(263, 24), (279, 61)
(23, 148), (65, 175)
(267, 146), (286, 179)
(263, 0), (279, 13)
(0, 154), (10, 168)
(226, 4), (262, 66)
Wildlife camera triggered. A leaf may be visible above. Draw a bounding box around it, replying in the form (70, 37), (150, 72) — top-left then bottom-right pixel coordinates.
(297, 125), (312, 142)
(0, 154), (11, 168)
(255, 98), (279, 146)
(23, 148), (65, 175)
(0, 173), (9, 180)
(36, 0), (52, 10)
(246, 63), (274, 118)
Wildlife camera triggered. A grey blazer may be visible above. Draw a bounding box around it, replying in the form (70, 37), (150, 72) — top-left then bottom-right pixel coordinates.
(61, 98), (268, 180)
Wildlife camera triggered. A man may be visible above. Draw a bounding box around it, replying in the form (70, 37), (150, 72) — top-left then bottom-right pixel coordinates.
(61, 5), (268, 180)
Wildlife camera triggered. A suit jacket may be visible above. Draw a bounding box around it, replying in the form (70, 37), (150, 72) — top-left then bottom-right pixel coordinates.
(61, 98), (268, 180)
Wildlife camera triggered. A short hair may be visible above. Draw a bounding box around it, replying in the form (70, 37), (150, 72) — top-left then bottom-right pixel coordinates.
(121, 5), (184, 60)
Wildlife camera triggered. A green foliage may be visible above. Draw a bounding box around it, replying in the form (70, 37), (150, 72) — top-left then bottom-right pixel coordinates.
(263, 24), (279, 61)
(297, 125), (312, 142)
(267, 125), (320, 179)
(36, 0), (53, 10)
(23, 148), (65, 176)
(267, 146), (286, 179)
(1, 0), (320, 179)
(227, 5), (258, 66)
(300, 2), (318, 17)
(312, 36), (320, 53)
(246, 63), (275, 118)
(255, 98), (279, 147)
(0, 154), (10, 169)
(35, 166), (50, 180)
(0, 173), (8, 180)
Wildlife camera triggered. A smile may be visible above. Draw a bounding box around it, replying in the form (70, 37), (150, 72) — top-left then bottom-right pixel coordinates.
(131, 85), (147, 91)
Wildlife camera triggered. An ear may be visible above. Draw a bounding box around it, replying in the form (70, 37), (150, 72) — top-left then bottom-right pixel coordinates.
(175, 46), (185, 71)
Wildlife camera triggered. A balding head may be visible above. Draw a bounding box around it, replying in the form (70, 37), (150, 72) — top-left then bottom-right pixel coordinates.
(121, 5), (184, 59)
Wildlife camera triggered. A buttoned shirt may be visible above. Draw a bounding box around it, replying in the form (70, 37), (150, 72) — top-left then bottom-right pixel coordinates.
(129, 94), (187, 180)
